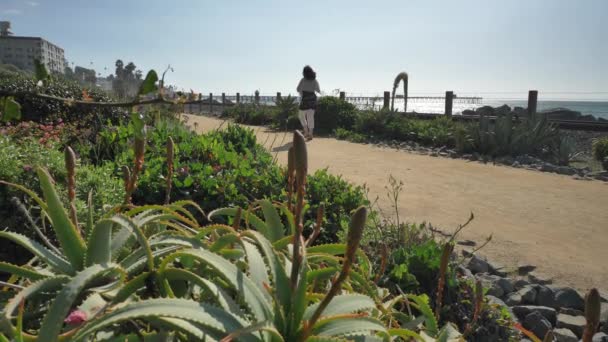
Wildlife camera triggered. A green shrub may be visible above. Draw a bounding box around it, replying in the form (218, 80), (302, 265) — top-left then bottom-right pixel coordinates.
(315, 96), (358, 134)
(593, 137), (608, 170)
(0, 70), (126, 126)
(222, 103), (276, 125)
(306, 169), (368, 244)
(271, 95), (299, 129)
(334, 127), (368, 143)
(0, 134), (429, 341)
(354, 109), (390, 136)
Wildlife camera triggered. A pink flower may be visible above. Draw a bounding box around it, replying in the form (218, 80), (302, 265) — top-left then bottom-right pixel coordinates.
(64, 310), (87, 325)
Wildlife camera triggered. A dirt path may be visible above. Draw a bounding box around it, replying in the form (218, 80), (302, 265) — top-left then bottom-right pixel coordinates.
(185, 114), (608, 291)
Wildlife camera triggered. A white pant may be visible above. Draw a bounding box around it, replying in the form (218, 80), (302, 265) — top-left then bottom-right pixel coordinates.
(298, 109), (315, 133)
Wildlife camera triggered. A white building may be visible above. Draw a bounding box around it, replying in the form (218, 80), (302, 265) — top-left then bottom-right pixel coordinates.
(0, 21), (66, 74)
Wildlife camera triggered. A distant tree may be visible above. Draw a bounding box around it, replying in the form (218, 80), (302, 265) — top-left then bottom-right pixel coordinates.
(112, 59), (143, 99)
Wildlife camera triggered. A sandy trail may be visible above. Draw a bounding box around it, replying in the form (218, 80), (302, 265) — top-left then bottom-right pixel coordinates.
(186, 114), (608, 291)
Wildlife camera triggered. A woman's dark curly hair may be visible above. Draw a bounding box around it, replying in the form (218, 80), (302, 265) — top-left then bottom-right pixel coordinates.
(303, 65), (316, 80)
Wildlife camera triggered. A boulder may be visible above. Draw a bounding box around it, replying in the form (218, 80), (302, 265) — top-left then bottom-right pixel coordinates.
(554, 288), (585, 310)
(518, 264), (537, 276)
(536, 286), (556, 307)
(594, 332), (608, 342)
(512, 305), (557, 325)
(559, 307), (583, 316)
(476, 274), (504, 298)
(556, 166), (577, 176)
(542, 108), (583, 120)
(486, 295), (516, 321)
(497, 277), (515, 294)
(524, 311), (552, 341)
(494, 104), (511, 116)
(528, 272), (553, 285)
(488, 262), (508, 277)
(556, 313), (586, 338)
(519, 285), (538, 305)
(506, 292), (523, 306)
(514, 279), (531, 290)
(553, 328), (578, 342)
(475, 106), (495, 116)
(467, 255), (490, 274)
(456, 265), (474, 280)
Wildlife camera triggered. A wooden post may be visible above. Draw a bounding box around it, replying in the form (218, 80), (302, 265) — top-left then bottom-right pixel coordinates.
(445, 91), (453, 117)
(528, 90), (538, 117)
(236, 92), (240, 105)
(209, 93), (213, 113)
(383, 91), (390, 109)
(222, 92), (226, 111)
(339, 91), (346, 101)
(255, 91), (260, 105)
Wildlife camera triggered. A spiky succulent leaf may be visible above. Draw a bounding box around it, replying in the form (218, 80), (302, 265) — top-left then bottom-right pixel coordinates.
(303, 294), (376, 321)
(38, 264), (124, 342)
(72, 299), (252, 341)
(0, 231), (73, 275)
(36, 167), (86, 270)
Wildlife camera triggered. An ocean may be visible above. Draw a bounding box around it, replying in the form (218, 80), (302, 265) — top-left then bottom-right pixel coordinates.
(371, 98), (608, 120)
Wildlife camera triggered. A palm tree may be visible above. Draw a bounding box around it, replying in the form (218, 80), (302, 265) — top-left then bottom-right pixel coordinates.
(391, 72), (409, 112)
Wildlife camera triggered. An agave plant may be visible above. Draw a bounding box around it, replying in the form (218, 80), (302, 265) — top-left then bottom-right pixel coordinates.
(1, 130), (449, 341)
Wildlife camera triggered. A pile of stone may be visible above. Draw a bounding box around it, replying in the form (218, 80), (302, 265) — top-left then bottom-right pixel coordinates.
(459, 252), (608, 341)
(462, 105), (608, 123)
(372, 140), (608, 182)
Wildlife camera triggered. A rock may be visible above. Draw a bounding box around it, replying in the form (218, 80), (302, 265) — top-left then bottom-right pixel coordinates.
(462, 153), (473, 160)
(439, 152), (449, 157)
(513, 106), (527, 116)
(594, 332), (608, 342)
(506, 292), (523, 306)
(559, 307), (583, 316)
(467, 255), (490, 274)
(514, 279), (531, 289)
(601, 302), (608, 323)
(457, 240), (476, 247)
(553, 328), (578, 342)
(537, 286), (556, 307)
(476, 106), (495, 116)
(457, 265), (474, 280)
(430, 152), (439, 157)
(496, 277), (514, 294)
(556, 313), (586, 338)
(512, 305), (557, 325)
(487, 295), (516, 321)
(476, 273), (504, 298)
(556, 166), (577, 176)
(494, 104), (512, 116)
(542, 108), (583, 120)
(519, 285), (538, 304)
(524, 311), (552, 341)
(528, 272), (553, 285)
(512, 161), (522, 168)
(555, 288), (585, 310)
(540, 163), (558, 173)
(488, 262), (508, 277)
(461, 249), (474, 258)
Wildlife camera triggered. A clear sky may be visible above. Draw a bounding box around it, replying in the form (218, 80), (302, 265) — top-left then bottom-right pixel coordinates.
(2, 0), (607, 99)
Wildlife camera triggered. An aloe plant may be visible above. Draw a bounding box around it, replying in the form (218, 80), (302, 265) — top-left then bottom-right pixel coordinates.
(0, 130), (436, 341)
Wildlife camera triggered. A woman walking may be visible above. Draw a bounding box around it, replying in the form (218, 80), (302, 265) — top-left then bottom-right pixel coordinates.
(297, 65), (320, 141)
